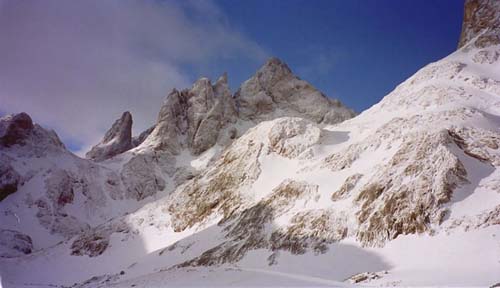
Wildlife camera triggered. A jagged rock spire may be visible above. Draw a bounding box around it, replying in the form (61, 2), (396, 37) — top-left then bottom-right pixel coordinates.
(458, 0), (500, 48)
(143, 73), (238, 155)
(87, 58), (355, 159)
(86, 111), (133, 161)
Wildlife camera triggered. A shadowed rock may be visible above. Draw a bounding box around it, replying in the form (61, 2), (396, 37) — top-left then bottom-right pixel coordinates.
(132, 125), (155, 147)
(0, 161), (21, 202)
(0, 112), (34, 147)
(0, 112), (65, 156)
(0, 229), (33, 257)
(86, 111), (133, 161)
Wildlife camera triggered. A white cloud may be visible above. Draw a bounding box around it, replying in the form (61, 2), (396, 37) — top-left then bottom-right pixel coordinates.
(0, 0), (266, 152)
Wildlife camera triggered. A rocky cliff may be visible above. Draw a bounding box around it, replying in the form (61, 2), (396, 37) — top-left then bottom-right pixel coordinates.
(458, 0), (500, 48)
(88, 58), (354, 161)
(86, 111), (133, 161)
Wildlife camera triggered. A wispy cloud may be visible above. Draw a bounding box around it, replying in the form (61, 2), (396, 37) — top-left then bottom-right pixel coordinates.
(0, 0), (266, 153)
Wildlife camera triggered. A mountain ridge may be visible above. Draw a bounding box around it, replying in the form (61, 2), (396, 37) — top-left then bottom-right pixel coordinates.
(86, 57), (355, 161)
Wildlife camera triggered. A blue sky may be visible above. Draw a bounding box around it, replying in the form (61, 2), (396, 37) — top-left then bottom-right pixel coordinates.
(201, 0), (464, 112)
(0, 0), (465, 152)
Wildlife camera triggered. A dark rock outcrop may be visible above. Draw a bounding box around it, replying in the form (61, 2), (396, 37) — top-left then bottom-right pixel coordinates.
(132, 125), (155, 147)
(0, 112), (34, 147)
(0, 112), (65, 155)
(86, 111), (133, 161)
(0, 229), (33, 257)
(0, 161), (21, 202)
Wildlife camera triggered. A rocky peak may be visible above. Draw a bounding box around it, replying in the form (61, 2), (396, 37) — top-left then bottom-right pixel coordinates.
(102, 111), (132, 145)
(235, 57), (355, 124)
(0, 112), (64, 152)
(458, 0), (500, 48)
(132, 125), (155, 147)
(216, 72), (228, 85)
(86, 111), (133, 161)
(0, 113), (34, 147)
(255, 57), (293, 88)
(143, 74), (238, 155)
(88, 58), (354, 159)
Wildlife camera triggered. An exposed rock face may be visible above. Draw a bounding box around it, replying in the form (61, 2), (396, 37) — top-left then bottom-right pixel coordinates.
(355, 130), (468, 246)
(178, 179), (323, 267)
(86, 112), (133, 161)
(144, 74), (238, 156)
(119, 152), (173, 201)
(332, 173), (363, 201)
(268, 118), (321, 158)
(0, 160), (21, 202)
(70, 232), (109, 257)
(168, 117), (321, 232)
(35, 168), (94, 238)
(192, 74), (238, 154)
(458, 0), (500, 49)
(87, 59), (354, 159)
(235, 58), (355, 124)
(70, 221), (129, 257)
(0, 229), (33, 257)
(168, 123), (264, 232)
(449, 126), (500, 166)
(0, 113), (65, 157)
(0, 113), (34, 147)
(45, 170), (75, 206)
(132, 125), (155, 147)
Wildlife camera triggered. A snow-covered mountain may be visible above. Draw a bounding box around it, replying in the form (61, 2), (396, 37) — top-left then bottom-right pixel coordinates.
(1, 0), (499, 287)
(0, 53), (354, 282)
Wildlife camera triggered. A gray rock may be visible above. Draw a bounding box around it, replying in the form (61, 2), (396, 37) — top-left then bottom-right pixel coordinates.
(191, 73), (238, 155)
(144, 74), (238, 155)
(45, 170), (75, 206)
(0, 229), (33, 257)
(0, 161), (21, 202)
(143, 60), (354, 158)
(234, 57), (355, 124)
(70, 221), (128, 257)
(120, 152), (173, 201)
(87, 59), (354, 159)
(86, 111), (133, 161)
(132, 125), (155, 147)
